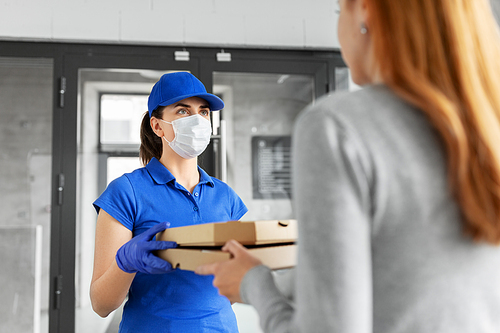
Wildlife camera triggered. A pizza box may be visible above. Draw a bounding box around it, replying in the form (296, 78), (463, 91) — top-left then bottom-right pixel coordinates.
(156, 244), (297, 271)
(156, 219), (297, 246)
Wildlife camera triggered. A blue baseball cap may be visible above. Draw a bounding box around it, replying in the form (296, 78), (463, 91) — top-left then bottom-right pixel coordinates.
(147, 72), (224, 117)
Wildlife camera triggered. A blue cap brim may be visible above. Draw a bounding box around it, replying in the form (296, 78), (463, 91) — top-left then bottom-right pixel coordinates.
(157, 92), (224, 112)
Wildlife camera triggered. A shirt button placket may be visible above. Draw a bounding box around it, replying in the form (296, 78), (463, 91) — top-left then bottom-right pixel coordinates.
(192, 192), (201, 220)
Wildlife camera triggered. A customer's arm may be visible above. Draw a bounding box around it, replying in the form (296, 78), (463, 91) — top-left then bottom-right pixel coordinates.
(197, 102), (374, 332)
(240, 107), (374, 333)
(272, 269), (295, 302)
(90, 210), (135, 317)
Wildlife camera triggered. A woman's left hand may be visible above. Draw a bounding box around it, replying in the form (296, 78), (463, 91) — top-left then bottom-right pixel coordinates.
(195, 239), (262, 303)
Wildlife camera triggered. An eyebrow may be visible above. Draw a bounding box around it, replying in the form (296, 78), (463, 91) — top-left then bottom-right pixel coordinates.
(174, 102), (210, 109)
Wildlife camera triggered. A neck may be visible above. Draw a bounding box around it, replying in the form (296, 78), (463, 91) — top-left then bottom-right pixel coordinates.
(159, 153), (200, 193)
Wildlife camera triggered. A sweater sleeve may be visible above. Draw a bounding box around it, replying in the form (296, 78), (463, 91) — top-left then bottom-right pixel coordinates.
(240, 100), (374, 333)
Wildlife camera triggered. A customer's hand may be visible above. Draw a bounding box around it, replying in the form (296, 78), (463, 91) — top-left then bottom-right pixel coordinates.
(195, 240), (262, 303)
(116, 221), (177, 274)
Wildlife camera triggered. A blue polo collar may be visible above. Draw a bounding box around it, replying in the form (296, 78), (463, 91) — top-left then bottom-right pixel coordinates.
(146, 157), (215, 187)
(197, 166), (215, 187)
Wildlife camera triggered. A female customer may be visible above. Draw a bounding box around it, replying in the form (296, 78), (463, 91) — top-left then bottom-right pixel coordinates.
(197, 0), (500, 332)
(91, 72), (248, 332)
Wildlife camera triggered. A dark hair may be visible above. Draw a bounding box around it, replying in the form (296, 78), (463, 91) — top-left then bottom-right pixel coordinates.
(139, 108), (164, 166)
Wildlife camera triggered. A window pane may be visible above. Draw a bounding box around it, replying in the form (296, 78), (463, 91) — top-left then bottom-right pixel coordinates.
(213, 71), (314, 333)
(213, 72), (314, 222)
(100, 94), (148, 145)
(335, 67), (350, 91)
(107, 157), (143, 184)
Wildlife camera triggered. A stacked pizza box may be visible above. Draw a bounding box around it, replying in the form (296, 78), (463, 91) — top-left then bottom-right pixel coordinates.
(156, 220), (297, 271)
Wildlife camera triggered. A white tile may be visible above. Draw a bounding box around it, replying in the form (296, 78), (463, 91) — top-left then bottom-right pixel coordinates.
(211, 0), (234, 15)
(184, 13), (245, 46)
(0, 0), (339, 49)
(120, 8), (184, 44)
(52, 2), (120, 41)
(90, 0), (152, 11)
(304, 14), (339, 49)
(213, 0), (330, 18)
(0, 2), (52, 39)
(214, 0), (283, 17)
(244, 14), (304, 47)
(152, 0), (215, 14)
(211, 0), (337, 48)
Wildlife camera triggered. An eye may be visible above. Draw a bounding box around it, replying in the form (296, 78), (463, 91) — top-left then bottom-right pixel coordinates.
(176, 108), (189, 115)
(200, 109), (210, 117)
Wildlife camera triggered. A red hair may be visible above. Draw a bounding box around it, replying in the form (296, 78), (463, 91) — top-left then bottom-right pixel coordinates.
(368, 0), (500, 243)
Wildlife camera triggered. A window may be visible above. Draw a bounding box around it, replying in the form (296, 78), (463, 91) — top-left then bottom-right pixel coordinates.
(99, 93), (148, 153)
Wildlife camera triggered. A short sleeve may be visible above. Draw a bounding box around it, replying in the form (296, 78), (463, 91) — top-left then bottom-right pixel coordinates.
(92, 175), (137, 231)
(228, 186), (248, 220)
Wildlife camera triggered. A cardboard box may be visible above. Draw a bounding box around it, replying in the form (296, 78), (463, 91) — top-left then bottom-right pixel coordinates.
(157, 244), (297, 271)
(156, 220), (298, 271)
(156, 219), (297, 246)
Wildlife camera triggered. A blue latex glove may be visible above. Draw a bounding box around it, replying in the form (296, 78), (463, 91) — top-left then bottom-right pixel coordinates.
(116, 221), (177, 274)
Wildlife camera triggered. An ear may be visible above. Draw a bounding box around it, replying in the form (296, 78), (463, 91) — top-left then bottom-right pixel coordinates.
(150, 117), (164, 138)
(358, 0), (371, 27)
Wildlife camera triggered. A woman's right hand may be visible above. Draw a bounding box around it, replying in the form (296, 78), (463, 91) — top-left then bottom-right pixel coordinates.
(115, 221), (178, 274)
(91, 212), (178, 317)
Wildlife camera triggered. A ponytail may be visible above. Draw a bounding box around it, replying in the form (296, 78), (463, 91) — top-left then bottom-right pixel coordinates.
(139, 109), (163, 166)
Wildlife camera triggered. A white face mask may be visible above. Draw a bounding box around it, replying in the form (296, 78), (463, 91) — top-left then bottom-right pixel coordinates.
(160, 114), (212, 159)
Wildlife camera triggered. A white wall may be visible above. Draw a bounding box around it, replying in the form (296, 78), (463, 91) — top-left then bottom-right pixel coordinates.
(0, 0), (340, 49)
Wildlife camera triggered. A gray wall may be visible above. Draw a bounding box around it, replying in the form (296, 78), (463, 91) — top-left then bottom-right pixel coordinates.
(0, 58), (53, 332)
(0, 60), (53, 226)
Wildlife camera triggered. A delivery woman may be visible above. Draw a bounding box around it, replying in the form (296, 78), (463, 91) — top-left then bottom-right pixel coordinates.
(90, 72), (248, 332)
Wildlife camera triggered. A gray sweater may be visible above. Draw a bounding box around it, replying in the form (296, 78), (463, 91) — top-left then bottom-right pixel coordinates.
(240, 85), (500, 333)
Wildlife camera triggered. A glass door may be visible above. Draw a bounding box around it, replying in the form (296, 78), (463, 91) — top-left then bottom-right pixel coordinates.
(213, 72), (315, 220)
(210, 71), (315, 333)
(0, 56), (53, 333)
(76, 68), (197, 333)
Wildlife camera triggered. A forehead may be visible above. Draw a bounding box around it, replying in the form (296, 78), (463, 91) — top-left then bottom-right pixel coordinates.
(172, 96), (209, 107)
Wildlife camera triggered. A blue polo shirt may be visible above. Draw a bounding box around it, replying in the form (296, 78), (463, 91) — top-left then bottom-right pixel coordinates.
(93, 158), (248, 333)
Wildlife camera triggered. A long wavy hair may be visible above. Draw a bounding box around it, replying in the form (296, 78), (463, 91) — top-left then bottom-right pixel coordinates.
(367, 0), (500, 243)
